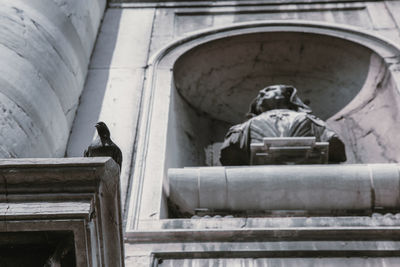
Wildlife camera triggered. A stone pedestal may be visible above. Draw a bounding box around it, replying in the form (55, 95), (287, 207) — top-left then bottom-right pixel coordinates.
(169, 164), (400, 215)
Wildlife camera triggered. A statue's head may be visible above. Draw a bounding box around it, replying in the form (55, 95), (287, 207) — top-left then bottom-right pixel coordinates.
(248, 85), (311, 117)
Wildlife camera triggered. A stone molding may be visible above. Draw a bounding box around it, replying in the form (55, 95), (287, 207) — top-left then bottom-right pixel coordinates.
(109, 0), (379, 8)
(125, 215), (400, 265)
(0, 157), (124, 267)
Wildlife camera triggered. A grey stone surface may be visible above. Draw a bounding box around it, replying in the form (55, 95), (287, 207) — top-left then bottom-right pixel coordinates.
(124, 212), (400, 265)
(1, 0), (400, 266)
(57, 0), (400, 229)
(159, 258), (400, 266)
(168, 164), (400, 214)
(59, 1), (400, 266)
(174, 3), (372, 35)
(0, 157), (124, 267)
(127, 19), (400, 232)
(367, 2), (396, 30)
(66, 8), (155, 209)
(147, 1), (377, 56)
(328, 53), (400, 163)
(174, 33), (372, 124)
(53, 0), (105, 58)
(137, 213), (400, 230)
(0, 0), (105, 158)
(89, 8), (155, 69)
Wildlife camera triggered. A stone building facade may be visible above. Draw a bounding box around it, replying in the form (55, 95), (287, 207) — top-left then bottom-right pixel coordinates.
(2, 0), (400, 266)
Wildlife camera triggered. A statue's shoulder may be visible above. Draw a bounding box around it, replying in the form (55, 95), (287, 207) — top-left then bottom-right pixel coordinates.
(225, 120), (251, 137)
(306, 114), (326, 127)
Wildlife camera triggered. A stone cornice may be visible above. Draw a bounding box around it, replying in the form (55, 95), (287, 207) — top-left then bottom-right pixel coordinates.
(0, 157), (124, 267)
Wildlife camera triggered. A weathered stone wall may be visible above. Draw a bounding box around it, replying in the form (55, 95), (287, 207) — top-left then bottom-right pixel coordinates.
(66, 7), (156, 208)
(68, 1), (400, 208)
(62, 1), (400, 266)
(0, 0), (106, 158)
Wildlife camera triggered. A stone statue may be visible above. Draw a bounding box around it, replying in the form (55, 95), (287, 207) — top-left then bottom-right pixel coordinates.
(219, 85), (346, 165)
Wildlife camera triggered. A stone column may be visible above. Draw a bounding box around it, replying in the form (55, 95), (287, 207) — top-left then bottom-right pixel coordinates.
(0, 0), (106, 157)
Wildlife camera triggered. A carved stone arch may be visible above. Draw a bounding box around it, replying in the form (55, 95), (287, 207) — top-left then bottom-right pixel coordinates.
(127, 21), (400, 227)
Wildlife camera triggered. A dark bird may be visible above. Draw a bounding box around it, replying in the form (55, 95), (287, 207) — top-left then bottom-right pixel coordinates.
(84, 122), (122, 169)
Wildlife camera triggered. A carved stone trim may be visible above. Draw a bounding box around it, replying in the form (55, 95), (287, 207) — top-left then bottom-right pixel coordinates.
(109, 0), (372, 8)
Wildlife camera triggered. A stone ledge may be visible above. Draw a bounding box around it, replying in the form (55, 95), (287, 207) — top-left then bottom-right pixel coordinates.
(0, 157), (124, 267)
(109, 0), (372, 8)
(127, 226), (400, 243)
(138, 214), (400, 230)
(126, 214), (400, 264)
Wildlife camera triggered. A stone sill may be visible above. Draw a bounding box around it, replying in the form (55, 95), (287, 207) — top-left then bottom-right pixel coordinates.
(109, 0), (370, 8)
(127, 226), (400, 243)
(127, 214), (400, 242)
(140, 214), (400, 229)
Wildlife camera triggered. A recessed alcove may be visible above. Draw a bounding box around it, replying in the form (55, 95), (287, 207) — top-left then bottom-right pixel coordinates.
(163, 31), (400, 218)
(174, 32), (371, 124)
(169, 31), (387, 169)
(127, 22), (400, 224)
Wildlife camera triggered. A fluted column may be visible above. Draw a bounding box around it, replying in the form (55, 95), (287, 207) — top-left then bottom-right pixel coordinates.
(0, 0), (106, 157)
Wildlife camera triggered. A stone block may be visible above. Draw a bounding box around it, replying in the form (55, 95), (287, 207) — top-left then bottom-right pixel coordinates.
(169, 164), (400, 214)
(0, 157), (124, 267)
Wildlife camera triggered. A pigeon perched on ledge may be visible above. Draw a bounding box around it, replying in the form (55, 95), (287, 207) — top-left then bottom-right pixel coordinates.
(84, 122), (122, 169)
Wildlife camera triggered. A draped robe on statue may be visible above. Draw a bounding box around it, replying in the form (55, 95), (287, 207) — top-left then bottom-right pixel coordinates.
(220, 96), (346, 166)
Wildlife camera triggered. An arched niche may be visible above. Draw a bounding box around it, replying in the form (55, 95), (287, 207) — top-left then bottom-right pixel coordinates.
(172, 32), (378, 167)
(174, 32), (372, 124)
(128, 21), (400, 224)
